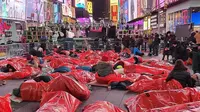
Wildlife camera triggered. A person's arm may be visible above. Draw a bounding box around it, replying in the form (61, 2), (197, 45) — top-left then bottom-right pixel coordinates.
(166, 72), (173, 82)
(187, 73), (195, 87)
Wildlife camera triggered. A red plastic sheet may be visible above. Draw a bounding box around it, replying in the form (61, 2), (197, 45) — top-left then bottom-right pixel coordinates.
(37, 91), (81, 112)
(125, 88), (200, 112)
(0, 94), (12, 112)
(0, 65), (39, 80)
(49, 75), (90, 101)
(127, 78), (183, 93)
(20, 80), (49, 101)
(68, 70), (95, 84)
(143, 59), (173, 71)
(150, 101), (200, 112)
(21, 75), (90, 101)
(83, 101), (125, 112)
(95, 73), (129, 85)
(124, 73), (153, 82)
(124, 64), (169, 78)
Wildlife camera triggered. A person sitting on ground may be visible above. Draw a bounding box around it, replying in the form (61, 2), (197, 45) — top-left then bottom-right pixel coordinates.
(69, 51), (78, 58)
(0, 64), (16, 73)
(114, 42), (121, 53)
(166, 59), (194, 88)
(0, 64), (17, 86)
(131, 46), (144, 56)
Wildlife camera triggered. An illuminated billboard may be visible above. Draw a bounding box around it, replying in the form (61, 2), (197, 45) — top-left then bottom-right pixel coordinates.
(110, 0), (118, 5)
(87, 1), (93, 14)
(128, 0), (137, 21)
(1, 0), (26, 20)
(75, 0), (86, 8)
(111, 5), (118, 22)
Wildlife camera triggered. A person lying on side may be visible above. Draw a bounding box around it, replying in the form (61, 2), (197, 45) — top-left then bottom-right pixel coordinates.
(166, 59), (194, 87)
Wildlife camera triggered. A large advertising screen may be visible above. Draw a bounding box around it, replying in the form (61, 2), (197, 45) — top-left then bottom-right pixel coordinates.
(0, 0), (26, 20)
(110, 0), (118, 5)
(87, 1), (93, 14)
(26, 0), (44, 22)
(128, 0), (137, 21)
(75, 0), (86, 8)
(63, 0), (72, 17)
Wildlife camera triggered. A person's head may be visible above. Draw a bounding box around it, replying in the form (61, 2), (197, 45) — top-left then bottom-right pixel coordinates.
(6, 64), (16, 72)
(167, 31), (171, 36)
(173, 59), (187, 71)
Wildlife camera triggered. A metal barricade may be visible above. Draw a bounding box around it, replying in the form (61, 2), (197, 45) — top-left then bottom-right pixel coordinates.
(7, 43), (29, 58)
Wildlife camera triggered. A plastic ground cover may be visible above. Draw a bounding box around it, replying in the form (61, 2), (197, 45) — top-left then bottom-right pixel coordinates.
(127, 78), (183, 93)
(143, 59), (173, 71)
(125, 88), (200, 112)
(150, 101), (200, 112)
(95, 73), (130, 85)
(37, 91), (81, 112)
(83, 101), (125, 112)
(20, 75), (90, 101)
(67, 69), (95, 84)
(0, 94), (12, 112)
(124, 64), (169, 78)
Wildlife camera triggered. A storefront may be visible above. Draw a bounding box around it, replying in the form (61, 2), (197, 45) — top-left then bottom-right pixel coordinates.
(166, 0), (200, 32)
(150, 10), (166, 34)
(143, 16), (151, 34)
(0, 0), (26, 42)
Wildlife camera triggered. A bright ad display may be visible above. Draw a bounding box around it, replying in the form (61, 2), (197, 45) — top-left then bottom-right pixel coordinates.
(128, 0), (137, 21)
(26, 0), (45, 22)
(111, 5), (118, 22)
(110, 0), (118, 5)
(54, 4), (59, 23)
(87, 1), (93, 14)
(63, 0), (72, 17)
(75, 0), (86, 8)
(0, 0), (26, 20)
(192, 12), (200, 25)
(120, 0), (128, 23)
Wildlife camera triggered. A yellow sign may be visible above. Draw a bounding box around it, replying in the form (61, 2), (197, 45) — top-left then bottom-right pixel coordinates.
(87, 1), (93, 14)
(110, 0), (118, 6)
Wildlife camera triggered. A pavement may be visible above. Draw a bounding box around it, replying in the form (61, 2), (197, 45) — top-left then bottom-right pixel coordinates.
(0, 54), (183, 112)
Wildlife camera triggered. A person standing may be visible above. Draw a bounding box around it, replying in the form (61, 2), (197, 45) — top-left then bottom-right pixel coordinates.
(153, 33), (160, 56)
(148, 34), (154, 56)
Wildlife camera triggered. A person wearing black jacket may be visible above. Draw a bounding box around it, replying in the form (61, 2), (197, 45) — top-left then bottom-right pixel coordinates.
(166, 59), (194, 87)
(153, 33), (160, 56)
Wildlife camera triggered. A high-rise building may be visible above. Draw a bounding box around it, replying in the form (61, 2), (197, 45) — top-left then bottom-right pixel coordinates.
(93, 0), (110, 21)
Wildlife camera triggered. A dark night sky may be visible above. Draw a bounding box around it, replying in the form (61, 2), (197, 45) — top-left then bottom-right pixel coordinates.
(92, 0), (109, 21)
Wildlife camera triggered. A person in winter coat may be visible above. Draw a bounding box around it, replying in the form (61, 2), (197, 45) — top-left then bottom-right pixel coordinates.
(162, 41), (170, 61)
(166, 59), (194, 88)
(195, 31), (200, 45)
(187, 32), (196, 44)
(153, 33), (160, 56)
(192, 46), (200, 73)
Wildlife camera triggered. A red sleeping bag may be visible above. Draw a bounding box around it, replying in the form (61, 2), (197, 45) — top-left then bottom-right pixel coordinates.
(150, 101), (200, 112)
(0, 66), (39, 80)
(20, 75), (90, 101)
(0, 94), (12, 112)
(68, 70), (95, 84)
(83, 101), (125, 112)
(125, 88), (200, 112)
(127, 78), (183, 93)
(37, 91), (81, 112)
(124, 64), (169, 78)
(95, 73), (130, 85)
(143, 59), (173, 71)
